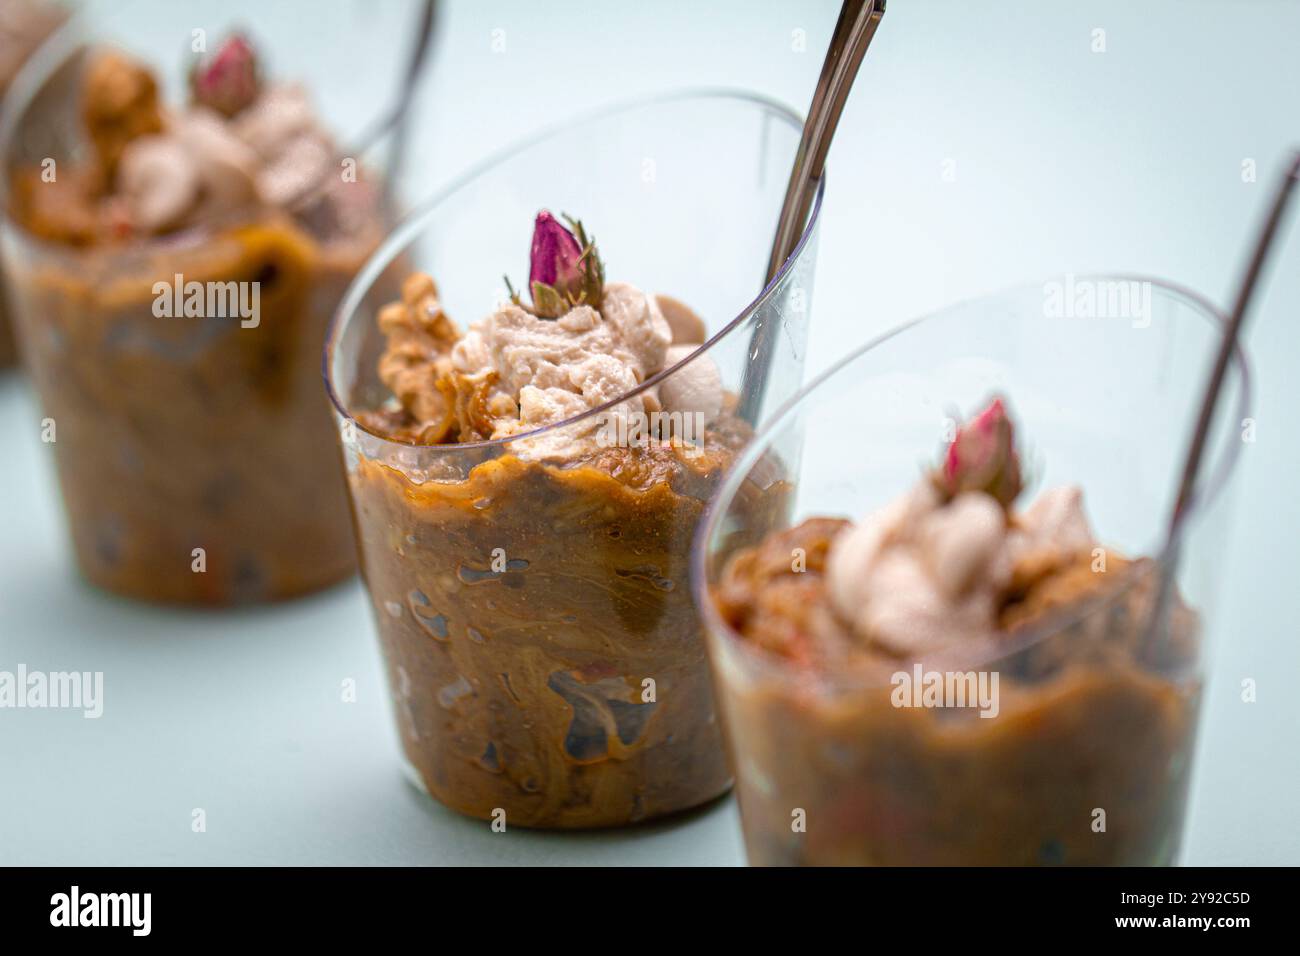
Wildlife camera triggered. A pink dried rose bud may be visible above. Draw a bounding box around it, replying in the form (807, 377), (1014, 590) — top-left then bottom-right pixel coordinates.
(936, 397), (1023, 507)
(190, 33), (260, 117)
(517, 210), (605, 319)
(529, 211), (583, 289)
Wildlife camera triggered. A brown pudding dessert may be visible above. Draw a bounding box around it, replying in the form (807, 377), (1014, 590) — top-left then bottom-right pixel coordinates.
(4, 34), (385, 602)
(711, 399), (1201, 865)
(348, 212), (746, 827)
(0, 0), (65, 366)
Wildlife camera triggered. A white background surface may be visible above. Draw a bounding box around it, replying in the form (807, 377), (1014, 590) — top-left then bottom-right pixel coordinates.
(2, 0), (1297, 865)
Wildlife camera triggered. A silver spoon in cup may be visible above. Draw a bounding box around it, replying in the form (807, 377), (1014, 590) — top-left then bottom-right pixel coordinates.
(1148, 150), (1300, 641)
(739, 0), (887, 425)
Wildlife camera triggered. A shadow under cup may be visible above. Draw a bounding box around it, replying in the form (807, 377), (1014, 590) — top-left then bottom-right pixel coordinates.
(695, 278), (1250, 865)
(326, 92), (822, 828)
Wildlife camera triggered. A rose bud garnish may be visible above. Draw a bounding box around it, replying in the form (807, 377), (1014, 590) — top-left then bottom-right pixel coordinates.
(933, 396), (1024, 507)
(506, 210), (605, 319)
(190, 33), (260, 118)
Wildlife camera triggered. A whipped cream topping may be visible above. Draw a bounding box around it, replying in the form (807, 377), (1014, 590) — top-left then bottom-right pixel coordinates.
(467, 282), (724, 448)
(455, 281), (670, 436)
(826, 482), (1096, 656)
(375, 274), (721, 458)
(113, 73), (339, 234)
(657, 343), (723, 423)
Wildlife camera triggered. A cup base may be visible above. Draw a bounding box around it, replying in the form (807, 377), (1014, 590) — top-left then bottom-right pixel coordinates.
(72, 554), (357, 607)
(397, 753), (733, 831)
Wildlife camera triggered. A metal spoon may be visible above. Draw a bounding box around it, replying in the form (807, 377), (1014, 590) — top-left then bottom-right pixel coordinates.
(380, 0), (439, 215)
(738, 0), (887, 424)
(1150, 149), (1300, 639)
(336, 0), (439, 217)
(1168, 150), (1300, 536)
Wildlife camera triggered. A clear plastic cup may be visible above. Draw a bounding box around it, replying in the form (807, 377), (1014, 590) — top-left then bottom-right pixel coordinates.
(0, 1), (422, 602)
(694, 277), (1250, 865)
(326, 91), (823, 828)
(0, 0), (66, 367)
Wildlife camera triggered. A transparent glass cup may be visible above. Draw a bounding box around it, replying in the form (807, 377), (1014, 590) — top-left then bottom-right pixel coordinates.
(0, 0), (66, 367)
(0, 1), (423, 602)
(694, 277), (1250, 865)
(326, 91), (822, 828)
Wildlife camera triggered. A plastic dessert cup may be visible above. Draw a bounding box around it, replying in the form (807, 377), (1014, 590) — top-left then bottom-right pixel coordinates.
(0, 0), (64, 366)
(694, 277), (1250, 865)
(326, 91), (822, 828)
(0, 3), (416, 603)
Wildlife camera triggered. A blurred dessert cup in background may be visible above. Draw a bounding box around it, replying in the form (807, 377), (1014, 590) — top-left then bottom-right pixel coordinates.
(0, 2), (426, 603)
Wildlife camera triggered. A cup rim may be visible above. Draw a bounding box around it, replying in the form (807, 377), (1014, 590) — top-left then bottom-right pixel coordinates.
(0, 0), (78, 220)
(690, 273), (1253, 686)
(322, 86), (824, 453)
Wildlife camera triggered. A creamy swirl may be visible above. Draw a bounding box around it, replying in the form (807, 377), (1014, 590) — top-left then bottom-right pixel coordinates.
(826, 482), (1097, 655)
(115, 83), (337, 234)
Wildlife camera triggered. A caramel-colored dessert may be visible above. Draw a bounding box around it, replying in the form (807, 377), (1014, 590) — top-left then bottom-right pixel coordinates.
(5, 35), (383, 602)
(0, 0), (65, 366)
(711, 399), (1200, 865)
(348, 213), (747, 827)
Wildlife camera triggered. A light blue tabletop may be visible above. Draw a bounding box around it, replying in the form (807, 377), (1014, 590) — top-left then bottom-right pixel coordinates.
(1, 0), (1296, 865)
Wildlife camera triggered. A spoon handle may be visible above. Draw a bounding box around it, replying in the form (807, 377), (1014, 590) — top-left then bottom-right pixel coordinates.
(765, 0), (886, 282)
(382, 0), (440, 215)
(1169, 150), (1300, 538)
(1146, 150), (1300, 651)
(741, 0), (886, 425)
